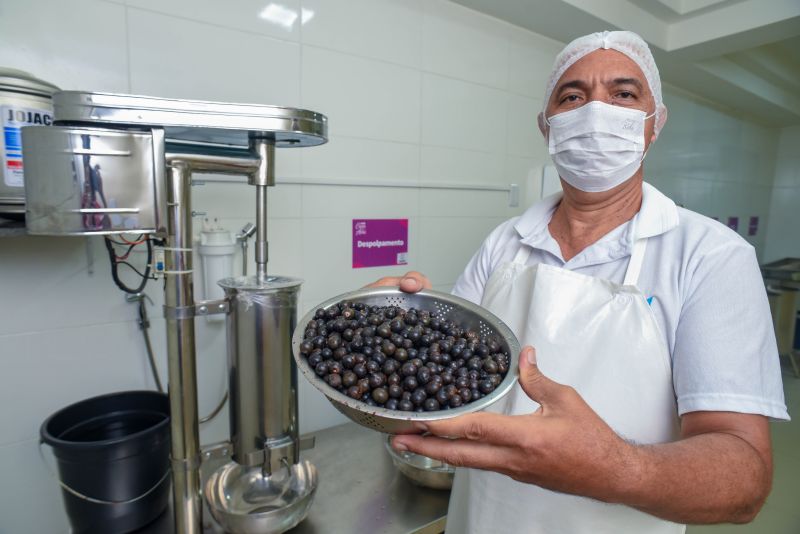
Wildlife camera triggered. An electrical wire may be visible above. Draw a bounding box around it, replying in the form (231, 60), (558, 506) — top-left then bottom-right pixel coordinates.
(136, 296), (164, 393)
(104, 235), (154, 294)
(108, 235), (228, 423)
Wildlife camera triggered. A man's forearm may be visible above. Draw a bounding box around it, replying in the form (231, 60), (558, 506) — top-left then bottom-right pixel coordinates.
(610, 431), (771, 524)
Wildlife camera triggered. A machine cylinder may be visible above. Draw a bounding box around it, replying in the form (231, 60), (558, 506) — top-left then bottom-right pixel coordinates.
(219, 276), (302, 472)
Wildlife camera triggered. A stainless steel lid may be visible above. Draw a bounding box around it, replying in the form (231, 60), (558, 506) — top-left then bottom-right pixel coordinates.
(219, 275), (303, 292)
(52, 91), (327, 148)
(0, 67), (59, 97)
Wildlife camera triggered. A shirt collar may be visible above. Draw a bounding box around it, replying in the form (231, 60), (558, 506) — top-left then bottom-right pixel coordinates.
(514, 181), (679, 251)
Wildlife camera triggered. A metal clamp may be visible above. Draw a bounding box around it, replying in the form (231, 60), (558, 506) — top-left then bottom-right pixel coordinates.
(299, 435), (316, 451)
(163, 299), (229, 319)
(201, 441), (233, 462)
(196, 299), (229, 316)
(263, 436), (295, 476)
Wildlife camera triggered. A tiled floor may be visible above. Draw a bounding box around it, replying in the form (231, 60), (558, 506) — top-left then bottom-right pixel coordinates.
(687, 359), (800, 534)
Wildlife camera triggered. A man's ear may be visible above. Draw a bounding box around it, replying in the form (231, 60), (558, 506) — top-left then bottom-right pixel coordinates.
(652, 104), (668, 141)
(537, 112), (547, 138)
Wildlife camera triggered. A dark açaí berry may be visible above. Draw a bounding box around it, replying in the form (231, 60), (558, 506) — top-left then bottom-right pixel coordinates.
(341, 354), (356, 369)
(401, 362), (418, 377)
(411, 388), (427, 406)
(342, 371), (357, 388)
(326, 373), (342, 389)
(308, 352), (323, 368)
(479, 380), (495, 394)
(368, 372), (385, 389)
(353, 363), (367, 378)
(425, 379), (442, 395)
(402, 376), (418, 391)
(372, 387), (389, 404)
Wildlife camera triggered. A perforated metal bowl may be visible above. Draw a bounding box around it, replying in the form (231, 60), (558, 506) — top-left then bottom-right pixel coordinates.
(292, 287), (520, 434)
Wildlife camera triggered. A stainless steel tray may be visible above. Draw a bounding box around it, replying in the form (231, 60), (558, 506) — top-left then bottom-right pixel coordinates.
(292, 287), (521, 434)
(762, 258), (800, 282)
(52, 91), (327, 148)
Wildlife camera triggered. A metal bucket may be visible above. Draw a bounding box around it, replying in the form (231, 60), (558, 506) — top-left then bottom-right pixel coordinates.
(0, 67), (58, 216)
(219, 275), (303, 473)
(39, 391), (171, 534)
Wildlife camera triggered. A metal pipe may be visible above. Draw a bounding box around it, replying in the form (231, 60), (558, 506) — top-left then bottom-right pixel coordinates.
(255, 184), (267, 282)
(249, 139), (274, 283)
(166, 152), (260, 175)
(164, 160), (202, 534)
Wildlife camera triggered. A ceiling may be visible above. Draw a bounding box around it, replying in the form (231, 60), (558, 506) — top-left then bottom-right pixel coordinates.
(452, 0), (800, 127)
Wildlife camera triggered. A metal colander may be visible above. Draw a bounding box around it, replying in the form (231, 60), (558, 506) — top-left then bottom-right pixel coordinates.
(291, 287), (520, 434)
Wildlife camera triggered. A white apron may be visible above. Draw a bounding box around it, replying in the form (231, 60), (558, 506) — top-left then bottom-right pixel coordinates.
(446, 238), (683, 534)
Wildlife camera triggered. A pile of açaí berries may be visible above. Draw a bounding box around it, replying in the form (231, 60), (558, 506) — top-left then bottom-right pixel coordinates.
(298, 302), (511, 412)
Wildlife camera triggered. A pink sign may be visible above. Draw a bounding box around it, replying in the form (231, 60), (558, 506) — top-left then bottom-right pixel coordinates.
(352, 219), (408, 269)
(727, 216), (739, 232)
(748, 216), (759, 236)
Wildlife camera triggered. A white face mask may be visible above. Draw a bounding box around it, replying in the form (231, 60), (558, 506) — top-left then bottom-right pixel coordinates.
(545, 101), (654, 193)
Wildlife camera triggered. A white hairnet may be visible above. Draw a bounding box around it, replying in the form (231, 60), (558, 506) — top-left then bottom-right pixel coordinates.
(542, 30), (667, 136)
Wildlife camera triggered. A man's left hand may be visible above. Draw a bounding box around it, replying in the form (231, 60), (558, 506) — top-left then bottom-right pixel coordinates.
(391, 346), (636, 500)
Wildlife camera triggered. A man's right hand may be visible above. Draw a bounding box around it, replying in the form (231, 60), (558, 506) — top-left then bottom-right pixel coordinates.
(367, 271), (432, 294)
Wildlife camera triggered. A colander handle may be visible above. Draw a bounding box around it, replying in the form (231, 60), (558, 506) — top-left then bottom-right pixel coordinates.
(38, 440), (171, 505)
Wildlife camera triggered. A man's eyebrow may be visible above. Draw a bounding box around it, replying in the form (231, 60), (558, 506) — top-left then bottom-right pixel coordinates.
(609, 77), (643, 90)
(554, 79), (589, 95)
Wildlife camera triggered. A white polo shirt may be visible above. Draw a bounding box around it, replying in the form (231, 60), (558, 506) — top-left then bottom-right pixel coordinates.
(453, 182), (789, 420)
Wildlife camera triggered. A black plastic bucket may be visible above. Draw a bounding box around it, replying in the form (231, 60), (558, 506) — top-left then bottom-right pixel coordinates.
(40, 390), (171, 534)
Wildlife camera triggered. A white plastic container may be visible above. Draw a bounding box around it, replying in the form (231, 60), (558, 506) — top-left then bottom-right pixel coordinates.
(197, 220), (236, 321)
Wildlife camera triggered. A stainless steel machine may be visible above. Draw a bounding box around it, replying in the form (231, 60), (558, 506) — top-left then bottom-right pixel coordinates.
(21, 91), (328, 533)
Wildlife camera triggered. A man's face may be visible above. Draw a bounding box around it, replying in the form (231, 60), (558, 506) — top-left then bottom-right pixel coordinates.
(541, 49), (657, 149)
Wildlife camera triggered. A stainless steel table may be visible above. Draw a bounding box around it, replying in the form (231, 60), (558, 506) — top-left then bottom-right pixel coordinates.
(139, 422), (450, 534)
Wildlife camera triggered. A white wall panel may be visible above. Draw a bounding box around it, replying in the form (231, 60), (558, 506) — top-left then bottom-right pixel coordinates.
(301, 0), (423, 67)
(301, 136), (420, 185)
(128, 9), (301, 106)
(507, 25), (562, 98)
(422, 0), (509, 89)
(301, 46), (421, 143)
(126, 0), (302, 41)
(421, 73), (507, 153)
(420, 145), (505, 186)
(0, 0), (128, 92)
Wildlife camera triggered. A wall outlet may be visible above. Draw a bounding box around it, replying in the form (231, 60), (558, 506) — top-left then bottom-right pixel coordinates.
(153, 247), (166, 277)
(508, 184), (519, 207)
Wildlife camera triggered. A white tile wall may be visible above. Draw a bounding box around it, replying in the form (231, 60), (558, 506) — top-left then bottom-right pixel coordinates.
(421, 73), (508, 153)
(421, 146), (505, 186)
(128, 9), (301, 106)
(125, 0), (303, 41)
(764, 125), (800, 262)
(301, 136), (420, 185)
(0, 0), (792, 531)
(301, 46), (421, 143)
(422, 0), (509, 89)
(647, 89), (781, 258)
(0, 0), (128, 92)
(301, 0), (423, 68)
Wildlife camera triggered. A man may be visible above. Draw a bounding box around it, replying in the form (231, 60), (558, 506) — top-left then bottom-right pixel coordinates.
(374, 31), (788, 533)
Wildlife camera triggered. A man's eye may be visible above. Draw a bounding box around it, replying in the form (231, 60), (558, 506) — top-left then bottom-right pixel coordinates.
(617, 91), (634, 99)
(563, 95), (580, 103)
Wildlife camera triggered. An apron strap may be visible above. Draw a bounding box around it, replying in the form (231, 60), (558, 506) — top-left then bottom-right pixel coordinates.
(513, 244), (533, 265)
(623, 237), (648, 287)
